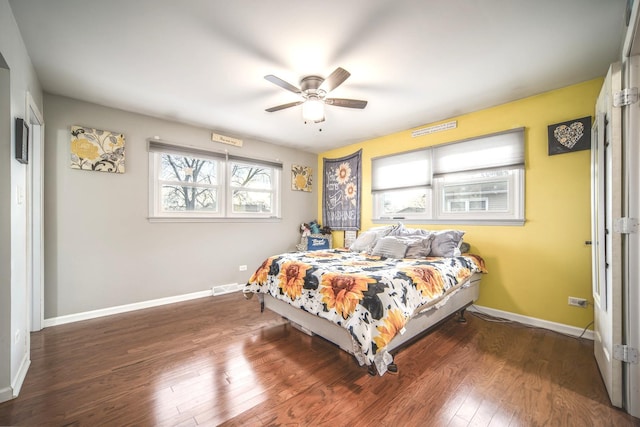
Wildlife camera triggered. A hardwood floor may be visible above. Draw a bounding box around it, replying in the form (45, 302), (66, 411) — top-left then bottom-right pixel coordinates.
(0, 292), (638, 426)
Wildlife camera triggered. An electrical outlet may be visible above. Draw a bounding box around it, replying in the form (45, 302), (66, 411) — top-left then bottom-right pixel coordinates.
(568, 297), (588, 308)
(239, 265), (247, 271)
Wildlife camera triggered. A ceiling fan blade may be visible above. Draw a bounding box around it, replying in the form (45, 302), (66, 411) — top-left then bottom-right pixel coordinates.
(319, 67), (351, 93)
(325, 98), (368, 109)
(264, 75), (301, 94)
(265, 101), (303, 112)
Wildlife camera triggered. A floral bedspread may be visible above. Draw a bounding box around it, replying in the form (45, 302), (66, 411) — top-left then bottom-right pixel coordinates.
(244, 249), (487, 374)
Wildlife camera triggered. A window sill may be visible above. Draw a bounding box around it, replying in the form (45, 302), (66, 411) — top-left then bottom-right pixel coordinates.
(373, 218), (525, 227)
(148, 216), (282, 224)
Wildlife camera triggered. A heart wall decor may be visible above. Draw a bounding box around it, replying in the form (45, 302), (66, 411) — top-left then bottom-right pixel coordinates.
(547, 116), (592, 155)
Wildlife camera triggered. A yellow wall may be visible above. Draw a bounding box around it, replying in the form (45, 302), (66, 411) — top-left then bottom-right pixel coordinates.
(318, 78), (602, 329)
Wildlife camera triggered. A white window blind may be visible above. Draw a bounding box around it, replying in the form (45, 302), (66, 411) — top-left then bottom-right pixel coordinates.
(432, 128), (524, 175)
(371, 149), (432, 191)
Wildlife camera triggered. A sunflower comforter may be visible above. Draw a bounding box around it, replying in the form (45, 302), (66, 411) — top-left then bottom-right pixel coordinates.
(245, 249), (487, 374)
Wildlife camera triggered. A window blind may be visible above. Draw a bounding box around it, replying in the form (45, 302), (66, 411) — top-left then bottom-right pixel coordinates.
(432, 128), (525, 175)
(148, 140), (282, 169)
(371, 149), (432, 191)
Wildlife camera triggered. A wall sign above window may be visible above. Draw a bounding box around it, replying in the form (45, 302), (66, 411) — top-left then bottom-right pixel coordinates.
(211, 132), (243, 147)
(411, 120), (457, 138)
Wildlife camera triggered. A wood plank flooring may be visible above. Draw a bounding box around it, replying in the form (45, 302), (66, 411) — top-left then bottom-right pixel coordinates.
(0, 292), (638, 426)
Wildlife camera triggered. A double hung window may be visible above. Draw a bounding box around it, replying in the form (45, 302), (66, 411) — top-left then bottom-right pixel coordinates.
(372, 128), (525, 224)
(149, 141), (281, 220)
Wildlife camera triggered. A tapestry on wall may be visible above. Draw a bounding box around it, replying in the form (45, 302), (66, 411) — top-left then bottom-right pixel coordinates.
(291, 165), (313, 192)
(70, 125), (125, 173)
(547, 116), (591, 156)
(322, 149), (361, 231)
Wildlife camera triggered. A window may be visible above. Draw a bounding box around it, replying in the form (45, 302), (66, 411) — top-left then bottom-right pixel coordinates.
(372, 128), (525, 225)
(157, 152), (221, 214)
(372, 149), (432, 220)
(229, 159), (276, 215)
(149, 141), (281, 220)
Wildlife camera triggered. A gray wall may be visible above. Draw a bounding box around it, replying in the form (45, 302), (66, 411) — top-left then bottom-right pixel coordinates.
(44, 94), (318, 318)
(1, 0), (44, 402)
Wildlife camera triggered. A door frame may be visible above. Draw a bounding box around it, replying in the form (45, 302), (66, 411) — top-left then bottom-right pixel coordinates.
(25, 92), (44, 332)
(620, 1), (640, 418)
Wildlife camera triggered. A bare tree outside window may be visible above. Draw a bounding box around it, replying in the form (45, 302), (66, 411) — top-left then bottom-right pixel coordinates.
(230, 162), (273, 213)
(160, 154), (218, 212)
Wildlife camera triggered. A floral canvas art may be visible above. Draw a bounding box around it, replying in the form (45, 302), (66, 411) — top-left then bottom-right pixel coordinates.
(70, 125), (125, 173)
(291, 165), (312, 191)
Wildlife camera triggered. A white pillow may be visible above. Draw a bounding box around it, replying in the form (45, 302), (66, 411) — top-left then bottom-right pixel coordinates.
(349, 225), (396, 252)
(349, 230), (378, 252)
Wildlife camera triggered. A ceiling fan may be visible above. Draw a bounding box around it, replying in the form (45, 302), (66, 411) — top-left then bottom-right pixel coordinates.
(264, 67), (368, 123)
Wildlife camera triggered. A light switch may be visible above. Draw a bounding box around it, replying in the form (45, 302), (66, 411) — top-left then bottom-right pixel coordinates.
(17, 185), (24, 205)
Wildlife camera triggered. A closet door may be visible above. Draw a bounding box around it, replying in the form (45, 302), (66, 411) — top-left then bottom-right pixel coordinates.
(591, 62), (623, 408)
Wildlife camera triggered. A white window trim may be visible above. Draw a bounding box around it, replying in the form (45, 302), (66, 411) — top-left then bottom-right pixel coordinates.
(226, 159), (281, 219)
(148, 140), (282, 221)
(372, 186), (433, 221)
(433, 168), (524, 222)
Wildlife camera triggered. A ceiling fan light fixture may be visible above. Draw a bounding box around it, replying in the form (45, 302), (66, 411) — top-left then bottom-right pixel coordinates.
(302, 97), (324, 122)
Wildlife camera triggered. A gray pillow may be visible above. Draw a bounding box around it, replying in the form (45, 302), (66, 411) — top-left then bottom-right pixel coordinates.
(349, 230), (378, 252)
(430, 230), (465, 257)
(369, 236), (409, 259)
(405, 234), (435, 258)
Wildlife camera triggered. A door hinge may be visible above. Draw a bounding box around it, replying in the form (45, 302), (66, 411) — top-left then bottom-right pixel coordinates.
(613, 87), (639, 107)
(614, 345), (639, 364)
(613, 217), (639, 234)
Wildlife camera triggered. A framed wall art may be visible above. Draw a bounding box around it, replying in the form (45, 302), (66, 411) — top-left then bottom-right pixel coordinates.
(291, 164), (312, 192)
(548, 116), (592, 155)
(70, 125), (125, 173)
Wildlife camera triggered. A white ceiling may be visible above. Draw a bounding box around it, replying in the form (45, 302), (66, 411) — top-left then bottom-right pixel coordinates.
(9, 0), (627, 153)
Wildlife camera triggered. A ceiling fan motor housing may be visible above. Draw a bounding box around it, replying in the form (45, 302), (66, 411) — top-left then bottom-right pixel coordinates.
(300, 76), (324, 95)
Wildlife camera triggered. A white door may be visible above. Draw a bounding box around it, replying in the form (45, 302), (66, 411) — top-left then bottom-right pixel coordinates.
(591, 62), (623, 408)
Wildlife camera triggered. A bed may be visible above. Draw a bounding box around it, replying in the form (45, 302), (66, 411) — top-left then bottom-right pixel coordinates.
(243, 225), (487, 375)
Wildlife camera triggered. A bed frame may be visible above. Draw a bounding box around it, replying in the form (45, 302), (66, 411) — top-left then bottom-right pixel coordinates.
(258, 273), (481, 374)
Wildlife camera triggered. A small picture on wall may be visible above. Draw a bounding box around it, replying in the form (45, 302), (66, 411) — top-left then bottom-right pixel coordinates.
(70, 125), (125, 173)
(291, 165), (312, 192)
(547, 116), (592, 156)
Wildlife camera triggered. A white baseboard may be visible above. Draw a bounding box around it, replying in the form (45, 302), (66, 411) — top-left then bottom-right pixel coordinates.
(468, 305), (594, 340)
(11, 354), (30, 398)
(43, 288), (221, 328)
(0, 386), (13, 404)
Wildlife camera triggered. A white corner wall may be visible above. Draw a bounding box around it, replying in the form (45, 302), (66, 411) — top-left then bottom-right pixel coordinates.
(43, 94), (318, 319)
(0, 0), (44, 402)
